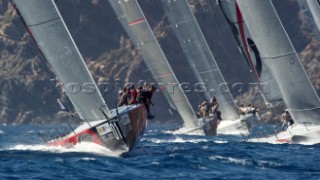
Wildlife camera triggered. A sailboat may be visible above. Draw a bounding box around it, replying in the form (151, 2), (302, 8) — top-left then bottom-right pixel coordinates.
(108, 0), (218, 135)
(218, 0), (283, 106)
(160, 0), (257, 135)
(12, 0), (148, 152)
(235, 0), (320, 144)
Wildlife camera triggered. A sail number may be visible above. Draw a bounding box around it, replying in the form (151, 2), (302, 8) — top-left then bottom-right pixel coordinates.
(96, 123), (112, 136)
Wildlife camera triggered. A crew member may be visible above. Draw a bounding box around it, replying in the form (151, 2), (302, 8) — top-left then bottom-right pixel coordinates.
(280, 109), (294, 130)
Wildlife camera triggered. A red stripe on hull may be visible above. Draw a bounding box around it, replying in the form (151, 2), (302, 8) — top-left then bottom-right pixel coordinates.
(47, 129), (102, 147)
(276, 139), (292, 143)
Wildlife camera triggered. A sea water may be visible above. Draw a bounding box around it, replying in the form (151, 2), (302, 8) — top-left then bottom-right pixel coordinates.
(0, 124), (319, 179)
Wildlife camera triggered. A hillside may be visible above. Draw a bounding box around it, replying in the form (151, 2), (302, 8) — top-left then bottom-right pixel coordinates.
(0, 0), (319, 125)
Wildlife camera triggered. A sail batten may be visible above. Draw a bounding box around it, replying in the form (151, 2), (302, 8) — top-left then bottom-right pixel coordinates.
(13, 0), (112, 122)
(27, 18), (60, 26)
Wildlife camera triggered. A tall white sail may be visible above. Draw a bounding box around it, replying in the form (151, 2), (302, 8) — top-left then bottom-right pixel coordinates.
(218, 0), (282, 104)
(161, 0), (240, 120)
(236, 0), (320, 124)
(13, 0), (112, 122)
(108, 0), (202, 131)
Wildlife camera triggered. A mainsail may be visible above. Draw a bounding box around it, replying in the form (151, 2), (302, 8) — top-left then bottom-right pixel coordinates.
(236, 0), (320, 124)
(13, 0), (112, 122)
(218, 0), (282, 104)
(108, 0), (202, 131)
(161, 0), (240, 120)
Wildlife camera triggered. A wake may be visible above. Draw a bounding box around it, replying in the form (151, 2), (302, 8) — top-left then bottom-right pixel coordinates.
(1, 142), (124, 157)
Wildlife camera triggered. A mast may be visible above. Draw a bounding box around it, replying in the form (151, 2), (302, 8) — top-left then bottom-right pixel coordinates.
(161, 0), (240, 120)
(12, 0), (112, 122)
(108, 0), (203, 131)
(236, 0), (320, 124)
(218, 0), (283, 104)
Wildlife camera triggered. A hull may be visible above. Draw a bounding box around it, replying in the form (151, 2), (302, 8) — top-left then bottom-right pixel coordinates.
(182, 114), (254, 136)
(248, 124), (320, 145)
(217, 114), (255, 135)
(47, 104), (147, 152)
(198, 115), (219, 136)
(170, 116), (218, 136)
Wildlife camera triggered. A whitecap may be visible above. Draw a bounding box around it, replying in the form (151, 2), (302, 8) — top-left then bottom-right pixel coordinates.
(214, 140), (228, 144)
(201, 145), (208, 149)
(148, 137), (208, 144)
(81, 157), (96, 161)
(147, 129), (158, 133)
(208, 155), (223, 161)
(227, 157), (251, 166)
(55, 158), (64, 163)
(256, 160), (282, 167)
(0, 130), (3, 134)
(209, 155), (251, 166)
(197, 164), (208, 170)
(151, 161), (160, 165)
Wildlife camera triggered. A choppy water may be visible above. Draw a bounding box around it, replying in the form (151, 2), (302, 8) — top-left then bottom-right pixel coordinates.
(0, 124), (319, 179)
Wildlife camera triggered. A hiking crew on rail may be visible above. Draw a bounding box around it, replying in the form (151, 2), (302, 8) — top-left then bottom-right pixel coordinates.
(118, 84), (156, 119)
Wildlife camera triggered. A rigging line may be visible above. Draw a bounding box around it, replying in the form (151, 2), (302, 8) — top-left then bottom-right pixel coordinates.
(287, 106), (320, 112)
